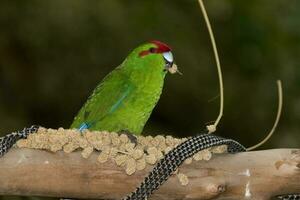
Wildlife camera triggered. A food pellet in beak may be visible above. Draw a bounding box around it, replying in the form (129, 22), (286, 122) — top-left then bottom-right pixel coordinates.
(168, 63), (183, 75)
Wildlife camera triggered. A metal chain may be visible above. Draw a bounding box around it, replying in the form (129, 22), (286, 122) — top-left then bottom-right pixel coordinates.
(0, 125), (40, 157)
(277, 194), (300, 200)
(122, 133), (299, 200)
(122, 133), (246, 200)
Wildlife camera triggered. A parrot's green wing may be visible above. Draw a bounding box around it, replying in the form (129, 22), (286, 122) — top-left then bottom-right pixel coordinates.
(70, 68), (134, 131)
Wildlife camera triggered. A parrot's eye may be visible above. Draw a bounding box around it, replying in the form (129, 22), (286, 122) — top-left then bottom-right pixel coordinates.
(162, 51), (173, 63)
(139, 48), (156, 57)
(149, 47), (156, 53)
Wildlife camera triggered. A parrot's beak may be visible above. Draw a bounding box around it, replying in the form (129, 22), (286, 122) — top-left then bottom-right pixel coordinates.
(163, 51), (182, 75)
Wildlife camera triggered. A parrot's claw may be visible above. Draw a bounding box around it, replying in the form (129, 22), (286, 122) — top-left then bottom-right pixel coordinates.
(118, 130), (138, 146)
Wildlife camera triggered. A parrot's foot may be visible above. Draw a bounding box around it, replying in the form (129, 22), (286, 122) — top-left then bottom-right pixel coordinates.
(118, 130), (138, 146)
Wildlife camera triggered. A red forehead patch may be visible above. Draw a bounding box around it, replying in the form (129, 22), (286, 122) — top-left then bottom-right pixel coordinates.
(139, 40), (172, 57)
(150, 40), (171, 53)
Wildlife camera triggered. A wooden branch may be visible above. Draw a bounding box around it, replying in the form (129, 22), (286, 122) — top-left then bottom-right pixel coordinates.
(0, 148), (299, 200)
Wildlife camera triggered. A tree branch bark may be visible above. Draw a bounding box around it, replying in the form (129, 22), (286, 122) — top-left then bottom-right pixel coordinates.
(0, 148), (299, 200)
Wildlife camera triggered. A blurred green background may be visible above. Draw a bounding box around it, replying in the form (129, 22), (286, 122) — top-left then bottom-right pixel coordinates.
(0, 0), (300, 154)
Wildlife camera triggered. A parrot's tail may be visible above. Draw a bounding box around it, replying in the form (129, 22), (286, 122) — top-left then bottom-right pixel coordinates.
(0, 125), (40, 157)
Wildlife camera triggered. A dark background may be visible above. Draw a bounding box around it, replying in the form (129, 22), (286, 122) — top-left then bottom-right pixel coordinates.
(0, 0), (299, 158)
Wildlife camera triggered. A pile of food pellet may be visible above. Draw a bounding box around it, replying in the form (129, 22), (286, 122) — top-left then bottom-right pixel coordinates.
(16, 127), (228, 186)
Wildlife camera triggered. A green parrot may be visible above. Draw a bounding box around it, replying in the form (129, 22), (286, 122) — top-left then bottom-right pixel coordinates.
(70, 41), (180, 135)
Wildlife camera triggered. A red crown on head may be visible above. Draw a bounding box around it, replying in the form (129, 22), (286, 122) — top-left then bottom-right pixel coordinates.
(139, 40), (171, 57)
(150, 40), (171, 53)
